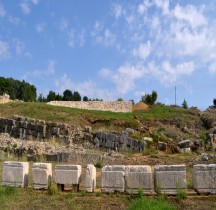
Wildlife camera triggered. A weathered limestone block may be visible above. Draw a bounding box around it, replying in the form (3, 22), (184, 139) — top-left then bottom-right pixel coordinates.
(101, 165), (125, 193)
(125, 165), (152, 194)
(2, 161), (29, 187)
(84, 164), (96, 192)
(32, 163), (52, 189)
(193, 164), (216, 194)
(154, 165), (186, 195)
(55, 165), (82, 185)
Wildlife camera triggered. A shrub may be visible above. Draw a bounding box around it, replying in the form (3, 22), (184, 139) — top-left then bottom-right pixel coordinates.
(137, 187), (143, 199)
(176, 182), (187, 203)
(47, 185), (57, 195)
(95, 160), (103, 168)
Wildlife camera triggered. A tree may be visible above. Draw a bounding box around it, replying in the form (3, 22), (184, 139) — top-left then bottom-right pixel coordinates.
(47, 90), (56, 102)
(213, 98), (216, 107)
(74, 91), (81, 101)
(83, 96), (88, 101)
(182, 99), (188, 109)
(55, 93), (63, 101)
(63, 89), (74, 101)
(141, 90), (158, 105)
(117, 98), (124, 101)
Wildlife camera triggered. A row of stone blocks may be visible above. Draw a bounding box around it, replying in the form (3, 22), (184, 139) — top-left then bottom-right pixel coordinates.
(96, 132), (145, 152)
(2, 162), (216, 195)
(2, 162), (96, 192)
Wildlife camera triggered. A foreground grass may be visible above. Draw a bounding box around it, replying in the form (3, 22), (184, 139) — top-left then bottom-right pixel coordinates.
(127, 197), (176, 210)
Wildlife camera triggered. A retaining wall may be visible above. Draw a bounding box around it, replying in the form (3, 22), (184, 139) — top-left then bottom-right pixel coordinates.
(47, 101), (132, 113)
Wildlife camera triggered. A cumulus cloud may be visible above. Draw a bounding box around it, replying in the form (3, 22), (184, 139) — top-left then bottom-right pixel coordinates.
(22, 60), (56, 80)
(55, 74), (114, 100)
(0, 41), (10, 60)
(173, 4), (207, 28)
(112, 3), (124, 19)
(100, 63), (146, 95)
(91, 21), (116, 47)
(133, 41), (151, 60)
(31, 0), (39, 5)
(0, 3), (6, 18)
(59, 17), (68, 31)
(20, 2), (31, 15)
(36, 22), (45, 33)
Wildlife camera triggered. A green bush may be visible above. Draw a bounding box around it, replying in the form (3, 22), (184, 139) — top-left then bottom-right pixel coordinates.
(127, 197), (176, 210)
(95, 160), (103, 168)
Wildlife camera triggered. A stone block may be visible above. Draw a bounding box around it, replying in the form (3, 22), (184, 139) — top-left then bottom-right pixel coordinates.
(101, 165), (125, 193)
(2, 161), (29, 187)
(55, 165), (82, 185)
(125, 165), (153, 194)
(177, 140), (191, 148)
(154, 165), (186, 195)
(52, 127), (60, 135)
(32, 163), (52, 189)
(193, 164), (216, 194)
(84, 164), (96, 192)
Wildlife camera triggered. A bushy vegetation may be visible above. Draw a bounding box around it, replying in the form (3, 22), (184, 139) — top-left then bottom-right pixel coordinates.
(0, 77), (36, 102)
(141, 90), (158, 105)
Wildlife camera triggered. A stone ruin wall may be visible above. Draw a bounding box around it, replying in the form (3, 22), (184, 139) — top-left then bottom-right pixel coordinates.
(0, 115), (76, 144)
(47, 101), (132, 113)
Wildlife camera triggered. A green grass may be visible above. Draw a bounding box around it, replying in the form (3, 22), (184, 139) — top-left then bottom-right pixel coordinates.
(0, 102), (200, 132)
(127, 197), (176, 210)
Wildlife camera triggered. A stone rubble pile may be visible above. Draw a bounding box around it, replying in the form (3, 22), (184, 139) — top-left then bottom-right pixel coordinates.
(2, 161), (216, 195)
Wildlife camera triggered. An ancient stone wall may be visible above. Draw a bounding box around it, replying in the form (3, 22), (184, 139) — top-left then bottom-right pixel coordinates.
(0, 115), (75, 144)
(47, 101), (132, 113)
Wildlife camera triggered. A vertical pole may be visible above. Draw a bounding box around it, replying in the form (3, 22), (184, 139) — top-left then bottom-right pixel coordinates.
(175, 86), (176, 106)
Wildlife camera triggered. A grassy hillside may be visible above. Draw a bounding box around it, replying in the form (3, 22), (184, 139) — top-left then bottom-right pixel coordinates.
(0, 102), (201, 132)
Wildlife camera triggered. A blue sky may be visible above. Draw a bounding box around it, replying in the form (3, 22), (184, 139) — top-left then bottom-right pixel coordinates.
(1, 0), (216, 109)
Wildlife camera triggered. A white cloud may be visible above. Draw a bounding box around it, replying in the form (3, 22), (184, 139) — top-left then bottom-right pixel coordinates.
(20, 2), (31, 15)
(173, 4), (207, 28)
(68, 29), (75, 48)
(78, 29), (85, 47)
(0, 3), (6, 18)
(13, 39), (31, 58)
(31, 0), (39, 5)
(36, 22), (45, 33)
(59, 18), (68, 31)
(138, 0), (151, 15)
(209, 62), (216, 74)
(22, 60), (56, 80)
(112, 3), (124, 19)
(100, 63), (146, 95)
(55, 74), (114, 100)
(147, 61), (195, 85)
(0, 41), (10, 60)
(133, 41), (151, 60)
(8, 16), (21, 25)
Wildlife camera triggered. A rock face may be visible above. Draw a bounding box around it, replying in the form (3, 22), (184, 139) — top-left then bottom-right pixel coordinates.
(154, 165), (187, 195)
(101, 165), (126, 193)
(32, 163), (52, 189)
(84, 164), (96, 192)
(193, 164), (216, 194)
(55, 165), (82, 191)
(96, 132), (145, 152)
(2, 161), (29, 188)
(47, 101), (132, 113)
(125, 165), (152, 194)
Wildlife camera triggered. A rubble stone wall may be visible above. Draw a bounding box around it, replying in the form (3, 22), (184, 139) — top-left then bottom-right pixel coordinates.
(47, 101), (132, 113)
